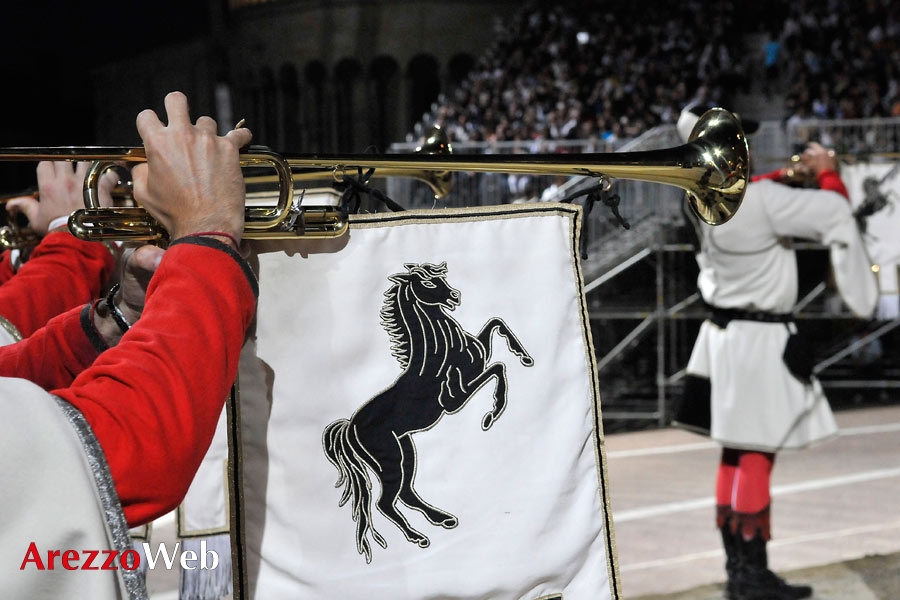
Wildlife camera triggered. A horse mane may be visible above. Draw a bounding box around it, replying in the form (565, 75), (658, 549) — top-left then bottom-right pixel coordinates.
(380, 263), (452, 369)
(380, 282), (411, 369)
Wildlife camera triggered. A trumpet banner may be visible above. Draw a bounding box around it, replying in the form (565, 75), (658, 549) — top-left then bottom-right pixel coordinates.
(841, 162), (900, 319)
(195, 203), (620, 599)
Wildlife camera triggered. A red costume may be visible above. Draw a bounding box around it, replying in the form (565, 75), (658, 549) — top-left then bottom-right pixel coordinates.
(0, 232), (114, 339)
(0, 238), (257, 526)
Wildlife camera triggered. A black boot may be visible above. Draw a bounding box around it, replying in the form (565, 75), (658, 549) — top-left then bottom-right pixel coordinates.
(720, 524), (741, 600)
(735, 534), (813, 600)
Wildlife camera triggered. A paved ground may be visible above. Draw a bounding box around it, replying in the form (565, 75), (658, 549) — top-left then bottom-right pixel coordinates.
(606, 404), (900, 599)
(631, 552), (900, 600)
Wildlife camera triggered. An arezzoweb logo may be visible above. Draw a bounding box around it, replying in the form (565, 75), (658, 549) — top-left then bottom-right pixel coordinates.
(20, 541), (220, 571)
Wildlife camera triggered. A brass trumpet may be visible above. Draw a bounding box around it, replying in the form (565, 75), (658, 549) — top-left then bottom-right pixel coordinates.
(241, 125), (453, 204)
(0, 108), (749, 242)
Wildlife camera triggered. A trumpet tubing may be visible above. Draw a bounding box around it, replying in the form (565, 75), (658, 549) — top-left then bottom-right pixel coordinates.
(0, 108), (749, 242)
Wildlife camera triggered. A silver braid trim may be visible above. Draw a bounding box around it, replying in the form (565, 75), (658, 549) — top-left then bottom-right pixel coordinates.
(54, 398), (149, 600)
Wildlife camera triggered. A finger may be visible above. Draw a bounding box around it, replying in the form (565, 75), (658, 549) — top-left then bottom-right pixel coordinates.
(73, 161), (89, 182)
(195, 115), (218, 134)
(6, 197), (40, 224)
(225, 127), (253, 150)
(97, 169), (119, 208)
(163, 91), (191, 128)
(36, 161), (55, 185)
(53, 161), (71, 178)
(136, 108), (164, 140)
(131, 163), (149, 205)
(2, 194), (37, 205)
(130, 244), (166, 273)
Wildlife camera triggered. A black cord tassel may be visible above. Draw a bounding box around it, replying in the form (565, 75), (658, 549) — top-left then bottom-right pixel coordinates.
(562, 182), (630, 259)
(335, 167), (406, 214)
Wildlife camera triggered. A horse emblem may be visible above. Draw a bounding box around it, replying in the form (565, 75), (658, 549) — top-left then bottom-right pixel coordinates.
(323, 262), (534, 562)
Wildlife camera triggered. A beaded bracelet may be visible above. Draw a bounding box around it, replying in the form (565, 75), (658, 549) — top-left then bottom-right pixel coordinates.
(105, 283), (132, 333)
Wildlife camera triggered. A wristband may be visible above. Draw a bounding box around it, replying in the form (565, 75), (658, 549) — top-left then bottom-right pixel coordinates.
(105, 283), (132, 333)
(184, 231), (240, 251)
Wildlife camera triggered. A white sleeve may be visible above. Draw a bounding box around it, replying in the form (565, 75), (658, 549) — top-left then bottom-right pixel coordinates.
(827, 216), (879, 318)
(762, 184), (878, 318)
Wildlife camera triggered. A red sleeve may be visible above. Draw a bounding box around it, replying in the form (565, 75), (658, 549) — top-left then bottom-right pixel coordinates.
(53, 239), (257, 526)
(817, 169), (849, 199)
(0, 304), (100, 389)
(751, 168), (786, 183)
(0, 232), (115, 338)
(0, 252), (14, 284)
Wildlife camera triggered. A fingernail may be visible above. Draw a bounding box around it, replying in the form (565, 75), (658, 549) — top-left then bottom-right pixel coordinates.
(235, 118), (246, 129)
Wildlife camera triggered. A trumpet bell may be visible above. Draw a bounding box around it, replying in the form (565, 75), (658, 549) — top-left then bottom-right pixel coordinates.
(682, 108), (749, 225)
(414, 125), (453, 199)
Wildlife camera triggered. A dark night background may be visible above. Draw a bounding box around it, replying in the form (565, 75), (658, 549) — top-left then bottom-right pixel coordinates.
(0, 1), (211, 186)
(1, 1), (209, 142)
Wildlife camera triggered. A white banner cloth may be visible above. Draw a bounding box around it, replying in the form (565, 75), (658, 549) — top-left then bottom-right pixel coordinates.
(842, 162), (900, 318)
(230, 204), (619, 599)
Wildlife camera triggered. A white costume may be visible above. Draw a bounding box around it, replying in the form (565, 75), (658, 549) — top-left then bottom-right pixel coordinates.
(684, 179), (878, 451)
(0, 377), (145, 599)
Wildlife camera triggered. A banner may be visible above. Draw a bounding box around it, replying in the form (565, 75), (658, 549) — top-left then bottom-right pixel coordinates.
(186, 203), (619, 599)
(841, 162), (900, 319)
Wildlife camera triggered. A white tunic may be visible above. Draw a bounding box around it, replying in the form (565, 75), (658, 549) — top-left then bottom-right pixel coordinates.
(0, 377), (146, 598)
(685, 179), (878, 451)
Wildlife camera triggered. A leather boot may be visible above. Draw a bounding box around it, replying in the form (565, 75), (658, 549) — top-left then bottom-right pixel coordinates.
(720, 524), (741, 600)
(735, 534), (813, 600)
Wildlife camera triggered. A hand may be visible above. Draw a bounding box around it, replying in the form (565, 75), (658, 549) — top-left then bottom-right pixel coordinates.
(6, 162), (117, 236)
(130, 91), (253, 244)
(799, 142), (838, 176)
(94, 245), (165, 347)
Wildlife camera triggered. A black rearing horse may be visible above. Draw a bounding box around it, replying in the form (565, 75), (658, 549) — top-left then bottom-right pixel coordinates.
(323, 262), (534, 562)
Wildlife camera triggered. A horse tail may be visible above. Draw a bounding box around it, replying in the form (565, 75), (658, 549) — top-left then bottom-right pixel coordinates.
(322, 419), (386, 562)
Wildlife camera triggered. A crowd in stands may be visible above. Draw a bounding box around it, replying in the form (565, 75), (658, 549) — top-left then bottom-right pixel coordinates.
(415, 0), (900, 152)
(416, 0), (750, 151)
(774, 0), (900, 123)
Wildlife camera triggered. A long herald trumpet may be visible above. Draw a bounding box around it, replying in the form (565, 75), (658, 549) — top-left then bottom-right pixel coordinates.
(0, 108), (749, 243)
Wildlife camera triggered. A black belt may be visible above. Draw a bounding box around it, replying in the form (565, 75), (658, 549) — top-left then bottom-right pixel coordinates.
(708, 305), (793, 328)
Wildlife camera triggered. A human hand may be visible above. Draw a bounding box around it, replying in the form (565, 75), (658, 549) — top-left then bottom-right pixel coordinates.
(799, 142), (838, 176)
(6, 162), (117, 236)
(131, 91), (253, 245)
(95, 244), (164, 347)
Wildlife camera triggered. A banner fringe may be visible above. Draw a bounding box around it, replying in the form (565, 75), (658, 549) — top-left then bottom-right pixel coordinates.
(179, 534), (233, 600)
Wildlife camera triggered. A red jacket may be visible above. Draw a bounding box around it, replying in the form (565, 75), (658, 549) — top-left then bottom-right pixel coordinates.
(0, 238), (257, 526)
(0, 232), (115, 338)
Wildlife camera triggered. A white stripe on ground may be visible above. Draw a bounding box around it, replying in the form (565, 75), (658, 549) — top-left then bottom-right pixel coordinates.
(606, 422), (900, 459)
(613, 467), (900, 522)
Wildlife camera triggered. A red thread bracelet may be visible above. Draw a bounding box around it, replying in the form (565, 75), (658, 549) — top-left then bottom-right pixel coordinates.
(185, 231), (240, 250)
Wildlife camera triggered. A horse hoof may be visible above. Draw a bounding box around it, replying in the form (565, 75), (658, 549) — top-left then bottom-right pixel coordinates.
(441, 517), (458, 529)
(521, 356), (534, 367)
(417, 538), (431, 549)
(482, 414), (494, 430)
